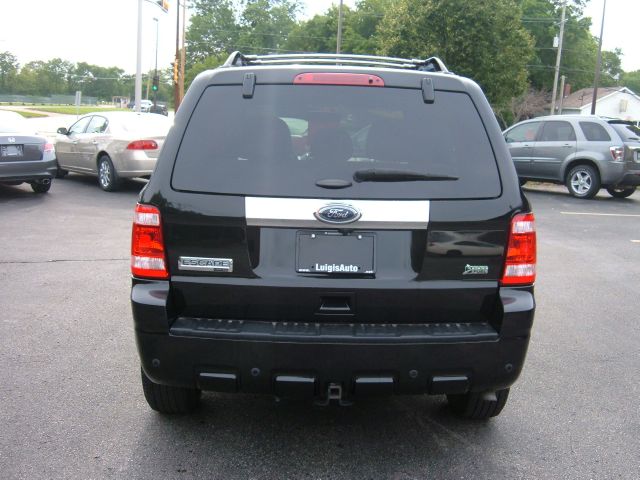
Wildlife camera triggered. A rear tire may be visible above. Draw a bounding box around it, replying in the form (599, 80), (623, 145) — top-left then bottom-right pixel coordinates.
(97, 155), (121, 192)
(447, 388), (510, 419)
(566, 164), (600, 199)
(140, 368), (201, 414)
(31, 181), (51, 193)
(606, 186), (636, 198)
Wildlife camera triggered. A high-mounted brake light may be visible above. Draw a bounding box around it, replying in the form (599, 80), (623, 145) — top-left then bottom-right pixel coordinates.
(610, 146), (624, 162)
(294, 73), (384, 87)
(131, 204), (168, 279)
(500, 213), (536, 286)
(127, 140), (158, 150)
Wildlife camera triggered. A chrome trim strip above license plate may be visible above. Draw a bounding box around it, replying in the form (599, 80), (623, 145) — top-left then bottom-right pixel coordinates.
(245, 197), (430, 230)
(178, 257), (233, 272)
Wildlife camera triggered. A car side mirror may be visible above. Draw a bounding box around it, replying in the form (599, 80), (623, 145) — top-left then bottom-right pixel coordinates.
(57, 127), (68, 135)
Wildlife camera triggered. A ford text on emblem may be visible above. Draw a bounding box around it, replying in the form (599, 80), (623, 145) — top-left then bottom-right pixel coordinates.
(178, 257), (233, 272)
(314, 204), (361, 225)
(8, 137), (16, 143)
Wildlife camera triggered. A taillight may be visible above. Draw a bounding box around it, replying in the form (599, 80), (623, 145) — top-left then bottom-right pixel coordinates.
(610, 146), (624, 162)
(131, 204), (168, 279)
(294, 73), (384, 87)
(43, 143), (55, 153)
(127, 140), (158, 150)
(500, 213), (536, 286)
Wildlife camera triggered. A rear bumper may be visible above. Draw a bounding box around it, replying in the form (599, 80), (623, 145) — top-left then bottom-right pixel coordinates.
(0, 158), (57, 183)
(616, 170), (640, 187)
(132, 281), (535, 398)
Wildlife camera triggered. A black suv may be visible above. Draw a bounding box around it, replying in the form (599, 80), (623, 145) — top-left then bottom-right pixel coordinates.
(131, 53), (536, 419)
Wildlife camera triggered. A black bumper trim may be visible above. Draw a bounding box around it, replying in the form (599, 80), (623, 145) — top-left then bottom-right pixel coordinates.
(170, 317), (498, 344)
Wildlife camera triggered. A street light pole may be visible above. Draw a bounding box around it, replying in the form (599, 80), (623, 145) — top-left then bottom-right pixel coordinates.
(591, 0), (607, 115)
(135, 0), (143, 113)
(153, 17), (159, 109)
(336, 0), (344, 54)
(550, 0), (567, 116)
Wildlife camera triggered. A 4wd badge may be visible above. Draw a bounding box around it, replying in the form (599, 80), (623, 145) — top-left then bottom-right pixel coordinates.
(463, 264), (488, 275)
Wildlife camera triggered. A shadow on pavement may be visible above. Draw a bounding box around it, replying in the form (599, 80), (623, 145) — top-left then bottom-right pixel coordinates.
(125, 393), (511, 478)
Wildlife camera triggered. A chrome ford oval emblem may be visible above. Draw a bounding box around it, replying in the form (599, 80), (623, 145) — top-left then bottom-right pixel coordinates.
(314, 204), (361, 224)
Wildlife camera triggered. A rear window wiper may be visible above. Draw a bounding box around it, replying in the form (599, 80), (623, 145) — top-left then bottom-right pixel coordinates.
(353, 168), (459, 183)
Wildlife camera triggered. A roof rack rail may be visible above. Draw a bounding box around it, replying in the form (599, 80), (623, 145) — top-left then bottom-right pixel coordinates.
(223, 52), (449, 73)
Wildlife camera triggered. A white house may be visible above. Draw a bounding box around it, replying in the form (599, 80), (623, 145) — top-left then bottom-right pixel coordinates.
(553, 87), (640, 121)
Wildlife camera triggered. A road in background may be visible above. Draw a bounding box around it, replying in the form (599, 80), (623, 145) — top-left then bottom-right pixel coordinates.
(0, 178), (639, 479)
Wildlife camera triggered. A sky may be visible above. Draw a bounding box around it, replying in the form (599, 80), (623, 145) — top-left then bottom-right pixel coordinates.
(0, 0), (637, 76)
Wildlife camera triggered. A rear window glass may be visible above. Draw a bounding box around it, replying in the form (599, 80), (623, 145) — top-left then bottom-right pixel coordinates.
(172, 85), (501, 199)
(579, 121), (611, 141)
(539, 121), (576, 141)
(609, 123), (640, 141)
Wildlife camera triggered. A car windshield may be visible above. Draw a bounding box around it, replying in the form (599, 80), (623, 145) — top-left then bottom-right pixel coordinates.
(0, 111), (29, 133)
(172, 85), (501, 200)
(610, 123), (640, 141)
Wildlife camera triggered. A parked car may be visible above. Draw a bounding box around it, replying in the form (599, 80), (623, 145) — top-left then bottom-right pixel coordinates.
(128, 99), (154, 112)
(131, 52), (537, 419)
(504, 115), (640, 198)
(55, 111), (171, 191)
(148, 102), (168, 116)
(0, 110), (57, 193)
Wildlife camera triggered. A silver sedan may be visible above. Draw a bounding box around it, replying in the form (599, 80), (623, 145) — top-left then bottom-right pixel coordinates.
(55, 111), (171, 191)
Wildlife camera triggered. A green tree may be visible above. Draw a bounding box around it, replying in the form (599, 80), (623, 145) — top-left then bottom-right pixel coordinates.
(621, 70), (640, 94)
(15, 61), (46, 95)
(0, 51), (19, 93)
(186, 0), (240, 64)
(184, 53), (227, 90)
(284, 0), (390, 54)
(517, 0), (623, 92)
(599, 48), (623, 87)
(238, 0), (300, 53)
(377, 0), (534, 108)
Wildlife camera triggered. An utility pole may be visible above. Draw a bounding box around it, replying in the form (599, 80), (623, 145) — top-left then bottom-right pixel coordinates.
(336, 0), (344, 54)
(558, 75), (566, 114)
(135, 0), (143, 113)
(591, 0), (607, 115)
(174, 0), (181, 112)
(550, 0), (567, 116)
(179, 0), (186, 102)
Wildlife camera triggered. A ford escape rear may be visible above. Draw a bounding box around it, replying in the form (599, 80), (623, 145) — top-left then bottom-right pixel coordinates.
(131, 53), (536, 419)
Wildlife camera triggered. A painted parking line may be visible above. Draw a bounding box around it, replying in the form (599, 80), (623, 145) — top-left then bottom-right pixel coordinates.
(560, 211), (640, 218)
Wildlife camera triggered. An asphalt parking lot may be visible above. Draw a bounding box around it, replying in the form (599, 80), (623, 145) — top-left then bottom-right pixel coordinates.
(1, 176), (639, 479)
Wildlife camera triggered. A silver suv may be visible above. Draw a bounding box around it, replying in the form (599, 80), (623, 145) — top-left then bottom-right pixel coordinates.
(504, 115), (640, 198)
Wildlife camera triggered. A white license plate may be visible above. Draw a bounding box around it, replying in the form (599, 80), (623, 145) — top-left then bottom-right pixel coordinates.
(2, 145), (23, 157)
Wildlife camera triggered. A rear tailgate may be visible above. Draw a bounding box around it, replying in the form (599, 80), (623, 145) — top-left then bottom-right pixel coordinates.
(161, 76), (510, 325)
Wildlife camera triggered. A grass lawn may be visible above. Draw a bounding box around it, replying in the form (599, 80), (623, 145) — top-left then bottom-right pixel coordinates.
(26, 106), (129, 115)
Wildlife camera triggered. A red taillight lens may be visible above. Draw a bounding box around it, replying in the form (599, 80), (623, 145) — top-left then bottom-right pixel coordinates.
(294, 73), (385, 87)
(500, 213), (536, 286)
(610, 146), (624, 162)
(43, 143), (55, 153)
(127, 140), (158, 150)
(131, 204), (168, 279)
